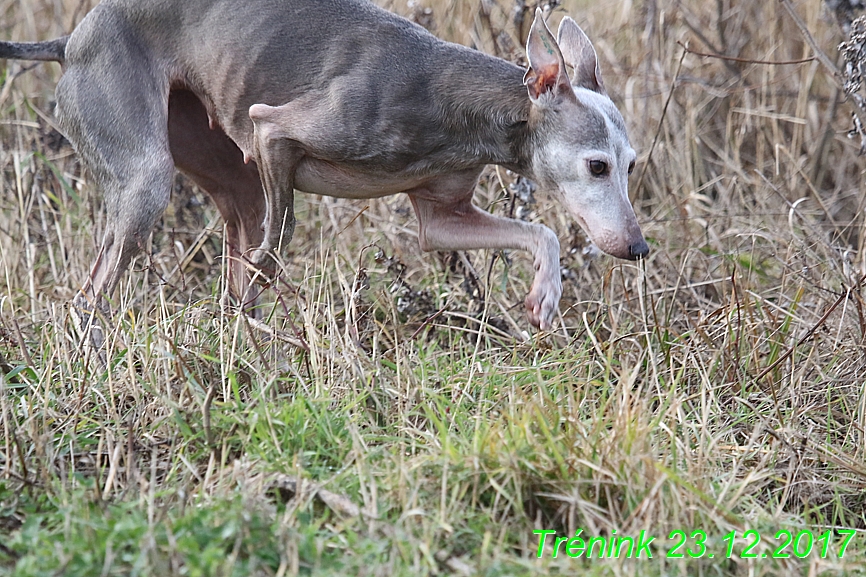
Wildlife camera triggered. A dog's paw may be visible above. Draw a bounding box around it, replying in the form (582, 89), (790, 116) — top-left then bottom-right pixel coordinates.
(524, 274), (562, 330)
(248, 247), (277, 283)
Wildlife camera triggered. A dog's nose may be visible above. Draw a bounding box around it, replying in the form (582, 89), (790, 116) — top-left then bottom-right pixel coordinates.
(628, 239), (649, 260)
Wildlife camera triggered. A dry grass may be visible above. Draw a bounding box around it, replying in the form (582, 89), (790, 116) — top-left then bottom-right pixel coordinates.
(1, 0), (865, 575)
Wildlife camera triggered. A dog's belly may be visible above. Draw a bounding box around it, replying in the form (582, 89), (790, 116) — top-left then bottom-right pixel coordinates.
(292, 157), (431, 200)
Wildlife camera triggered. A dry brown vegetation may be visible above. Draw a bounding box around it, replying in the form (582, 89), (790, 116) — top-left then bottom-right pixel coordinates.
(1, 0), (865, 575)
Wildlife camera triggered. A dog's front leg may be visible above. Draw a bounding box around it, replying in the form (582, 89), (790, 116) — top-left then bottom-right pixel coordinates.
(248, 104), (303, 272)
(409, 193), (562, 330)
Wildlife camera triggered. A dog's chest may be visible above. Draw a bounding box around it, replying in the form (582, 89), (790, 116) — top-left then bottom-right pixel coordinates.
(291, 157), (444, 199)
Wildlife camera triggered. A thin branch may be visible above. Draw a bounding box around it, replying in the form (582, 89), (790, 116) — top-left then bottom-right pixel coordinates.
(778, 0), (842, 80)
(778, 0), (866, 154)
(677, 41), (816, 65)
(754, 273), (866, 385)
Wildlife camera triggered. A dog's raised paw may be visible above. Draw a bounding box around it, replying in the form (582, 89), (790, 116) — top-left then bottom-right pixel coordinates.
(524, 275), (562, 331)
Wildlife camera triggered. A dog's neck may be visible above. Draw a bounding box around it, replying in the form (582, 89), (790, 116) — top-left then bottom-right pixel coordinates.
(432, 58), (535, 176)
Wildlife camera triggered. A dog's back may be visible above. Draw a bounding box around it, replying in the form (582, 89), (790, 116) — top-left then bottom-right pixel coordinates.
(65, 0), (525, 168)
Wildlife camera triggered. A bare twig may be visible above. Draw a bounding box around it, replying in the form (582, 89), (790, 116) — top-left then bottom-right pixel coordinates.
(269, 474), (361, 518)
(754, 273), (866, 385)
(677, 41), (816, 65)
(778, 0), (842, 80)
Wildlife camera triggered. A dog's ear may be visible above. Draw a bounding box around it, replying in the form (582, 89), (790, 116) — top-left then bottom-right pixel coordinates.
(523, 9), (572, 104)
(557, 17), (605, 94)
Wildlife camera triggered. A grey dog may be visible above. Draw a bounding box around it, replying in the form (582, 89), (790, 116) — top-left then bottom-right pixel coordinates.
(0, 0), (647, 332)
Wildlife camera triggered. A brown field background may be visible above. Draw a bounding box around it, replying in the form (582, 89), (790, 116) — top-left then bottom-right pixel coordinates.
(1, 0), (865, 574)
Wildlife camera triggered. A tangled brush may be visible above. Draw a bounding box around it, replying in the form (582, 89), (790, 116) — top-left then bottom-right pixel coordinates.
(839, 15), (866, 153)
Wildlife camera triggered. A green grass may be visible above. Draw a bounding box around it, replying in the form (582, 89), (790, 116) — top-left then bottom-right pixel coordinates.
(2, 0), (866, 575)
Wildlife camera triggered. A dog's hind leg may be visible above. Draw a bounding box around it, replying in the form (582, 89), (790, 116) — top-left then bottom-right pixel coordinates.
(167, 90), (266, 313)
(55, 48), (174, 345)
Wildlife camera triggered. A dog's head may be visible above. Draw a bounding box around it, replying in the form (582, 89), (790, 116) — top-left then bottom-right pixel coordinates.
(523, 10), (648, 260)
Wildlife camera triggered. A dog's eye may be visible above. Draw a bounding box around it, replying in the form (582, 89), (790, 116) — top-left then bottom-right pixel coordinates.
(589, 160), (608, 176)
(628, 161), (636, 175)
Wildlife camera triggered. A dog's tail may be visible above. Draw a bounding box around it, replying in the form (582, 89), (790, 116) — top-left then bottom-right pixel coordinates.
(0, 36), (68, 63)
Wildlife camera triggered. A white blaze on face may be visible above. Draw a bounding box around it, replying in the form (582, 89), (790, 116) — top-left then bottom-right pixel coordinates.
(535, 88), (647, 260)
